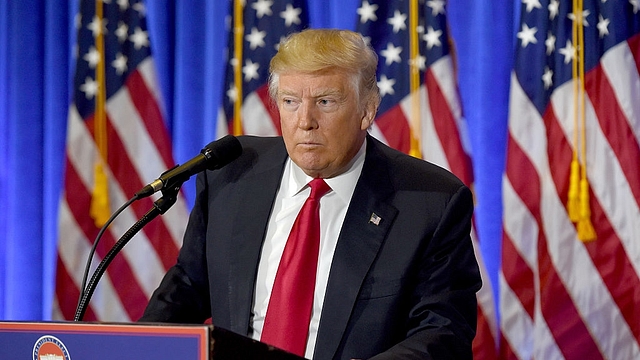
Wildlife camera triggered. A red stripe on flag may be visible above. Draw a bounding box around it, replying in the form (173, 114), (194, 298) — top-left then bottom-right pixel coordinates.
(505, 133), (541, 216)
(542, 107), (573, 200)
(425, 70), (473, 186)
(629, 34), (640, 77)
(125, 70), (175, 168)
(501, 232), (535, 318)
(375, 106), (411, 154)
(62, 158), (99, 238)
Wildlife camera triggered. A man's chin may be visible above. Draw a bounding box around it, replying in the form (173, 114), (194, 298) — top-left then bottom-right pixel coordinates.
(292, 157), (327, 177)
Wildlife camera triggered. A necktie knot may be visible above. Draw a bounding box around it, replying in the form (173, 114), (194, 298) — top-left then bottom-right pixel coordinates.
(308, 178), (330, 200)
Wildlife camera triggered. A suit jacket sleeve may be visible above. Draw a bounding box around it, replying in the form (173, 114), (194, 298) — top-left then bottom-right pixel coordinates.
(138, 167), (214, 323)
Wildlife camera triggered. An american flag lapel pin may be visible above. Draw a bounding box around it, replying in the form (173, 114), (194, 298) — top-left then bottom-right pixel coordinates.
(369, 213), (382, 226)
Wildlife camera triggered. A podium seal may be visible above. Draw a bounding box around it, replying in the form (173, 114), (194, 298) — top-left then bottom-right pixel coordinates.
(32, 335), (71, 360)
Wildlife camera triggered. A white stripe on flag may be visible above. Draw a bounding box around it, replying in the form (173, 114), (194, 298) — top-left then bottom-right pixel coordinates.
(502, 174), (538, 268)
(499, 272), (533, 360)
(137, 59), (167, 118)
(243, 91), (279, 136)
(601, 41), (640, 142)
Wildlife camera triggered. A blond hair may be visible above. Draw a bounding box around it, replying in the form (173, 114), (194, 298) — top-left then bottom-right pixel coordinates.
(268, 29), (380, 109)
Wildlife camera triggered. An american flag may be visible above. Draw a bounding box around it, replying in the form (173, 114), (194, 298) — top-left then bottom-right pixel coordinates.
(217, 0), (309, 136)
(355, 1), (498, 358)
(53, 0), (189, 321)
(502, 0), (640, 358)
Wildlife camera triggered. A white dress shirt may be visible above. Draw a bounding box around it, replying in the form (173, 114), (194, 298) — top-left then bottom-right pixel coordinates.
(251, 139), (367, 359)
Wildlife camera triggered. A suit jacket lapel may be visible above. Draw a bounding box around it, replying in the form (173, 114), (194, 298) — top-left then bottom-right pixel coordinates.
(226, 140), (288, 334)
(314, 137), (398, 360)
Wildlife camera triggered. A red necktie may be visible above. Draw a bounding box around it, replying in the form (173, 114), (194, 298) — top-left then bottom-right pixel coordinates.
(261, 178), (331, 356)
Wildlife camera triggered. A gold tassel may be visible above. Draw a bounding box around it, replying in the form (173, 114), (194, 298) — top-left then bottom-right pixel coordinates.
(90, 162), (110, 227)
(575, 0), (595, 242)
(567, 0), (596, 242)
(567, 159), (580, 221)
(577, 178), (596, 241)
(90, 0), (110, 228)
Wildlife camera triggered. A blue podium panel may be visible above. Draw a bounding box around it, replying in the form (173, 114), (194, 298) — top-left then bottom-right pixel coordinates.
(0, 321), (208, 360)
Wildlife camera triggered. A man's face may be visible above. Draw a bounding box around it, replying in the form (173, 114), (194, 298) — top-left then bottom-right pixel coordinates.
(276, 70), (374, 178)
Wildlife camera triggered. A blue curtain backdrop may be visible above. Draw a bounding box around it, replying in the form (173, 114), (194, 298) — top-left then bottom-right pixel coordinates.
(0, 0), (515, 320)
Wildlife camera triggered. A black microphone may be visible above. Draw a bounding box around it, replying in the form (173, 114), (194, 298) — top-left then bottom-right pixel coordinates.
(135, 135), (242, 199)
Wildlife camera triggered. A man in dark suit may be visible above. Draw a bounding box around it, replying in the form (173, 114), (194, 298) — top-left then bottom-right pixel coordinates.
(140, 29), (481, 359)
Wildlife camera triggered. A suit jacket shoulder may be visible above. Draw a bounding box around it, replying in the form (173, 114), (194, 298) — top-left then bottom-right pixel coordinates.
(365, 135), (466, 193)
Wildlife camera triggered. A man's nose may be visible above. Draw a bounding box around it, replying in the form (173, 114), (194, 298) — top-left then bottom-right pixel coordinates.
(297, 101), (318, 130)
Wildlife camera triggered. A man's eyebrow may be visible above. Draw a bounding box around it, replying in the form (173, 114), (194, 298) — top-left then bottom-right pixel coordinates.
(277, 88), (344, 98)
(313, 89), (343, 97)
(277, 89), (297, 97)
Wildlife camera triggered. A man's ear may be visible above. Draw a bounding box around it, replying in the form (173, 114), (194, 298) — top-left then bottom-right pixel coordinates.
(360, 99), (378, 130)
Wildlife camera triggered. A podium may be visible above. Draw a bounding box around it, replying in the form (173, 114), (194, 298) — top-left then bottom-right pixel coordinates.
(0, 321), (305, 360)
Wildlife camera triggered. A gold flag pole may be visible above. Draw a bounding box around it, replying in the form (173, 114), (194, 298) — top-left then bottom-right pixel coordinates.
(232, 0), (244, 136)
(408, 0), (422, 158)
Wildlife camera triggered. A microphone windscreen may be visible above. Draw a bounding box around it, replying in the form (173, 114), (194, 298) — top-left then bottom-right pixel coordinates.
(204, 135), (243, 170)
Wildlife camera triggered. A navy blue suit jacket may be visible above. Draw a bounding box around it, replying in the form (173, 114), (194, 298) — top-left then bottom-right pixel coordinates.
(140, 135), (481, 359)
